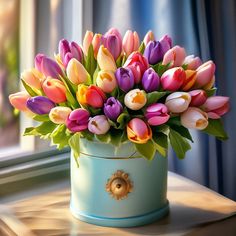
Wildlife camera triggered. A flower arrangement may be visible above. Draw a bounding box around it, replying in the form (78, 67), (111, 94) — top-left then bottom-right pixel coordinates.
(9, 29), (230, 160)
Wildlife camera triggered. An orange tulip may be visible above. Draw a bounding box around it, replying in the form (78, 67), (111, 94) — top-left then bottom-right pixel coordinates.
(21, 68), (43, 89)
(181, 70), (197, 91)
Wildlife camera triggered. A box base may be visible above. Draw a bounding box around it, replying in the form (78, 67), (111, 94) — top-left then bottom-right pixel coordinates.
(70, 201), (169, 227)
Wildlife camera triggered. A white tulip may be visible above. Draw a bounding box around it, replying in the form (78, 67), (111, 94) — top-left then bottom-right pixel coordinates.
(181, 107), (208, 130)
(165, 92), (191, 113)
(49, 106), (72, 124)
(124, 89), (147, 110)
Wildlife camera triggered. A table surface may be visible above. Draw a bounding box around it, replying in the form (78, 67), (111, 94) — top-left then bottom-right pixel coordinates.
(1, 172), (236, 236)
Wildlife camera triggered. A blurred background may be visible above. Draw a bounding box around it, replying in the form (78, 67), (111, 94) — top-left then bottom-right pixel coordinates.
(0, 0), (235, 201)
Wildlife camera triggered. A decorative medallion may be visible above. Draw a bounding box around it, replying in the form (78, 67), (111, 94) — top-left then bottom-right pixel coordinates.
(106, 170), (133, 200)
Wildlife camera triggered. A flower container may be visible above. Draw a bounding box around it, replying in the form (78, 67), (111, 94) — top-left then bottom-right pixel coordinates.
(70, 138), (169, 227)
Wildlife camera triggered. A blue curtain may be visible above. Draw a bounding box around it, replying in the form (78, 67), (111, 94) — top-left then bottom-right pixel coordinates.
(93, 0), (236, 200)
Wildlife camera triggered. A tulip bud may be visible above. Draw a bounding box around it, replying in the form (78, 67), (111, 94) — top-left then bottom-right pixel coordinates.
(124, 89), (147, 110)
(42, 77), (67, 103)
(26, 96), (55, 115)
(9, 91), (31, 112)
(195, 61), (215, 88)
(21, 69), (43, 90)
(122, 30), (140, 56)
(92, 33), (102, 58)
(49, 106), (72, 124)
(115, 67), (134, 92)
(103, 97), (123, 121)
(96, 70), (117, 93)
(66, 108), (90, 133)
(143, 30), (155, 46)
(127, 118), (152, 144)
(83, 30), (94, 56)
(165, 92), (191, 113)
(189, 90), (207, 106)
(161, 67), (186, 91)
(162, 46), (186, 67)
(97, 45), (117, 72)
(88, 115), (110, 134)
(35, 53), (45, 71)
(142, 68), (160, 92)
(181, 107), (208, 130)
(202, 96), (230, 119)
(76, 84), (88, 105)
(145, 103), (170, 126)
(105, 28), (122, 42)
(203, 75), (215, 90)
(184, 55), (202, 70)
(66, 58), (90, 85)
(181, 70), (197, 91)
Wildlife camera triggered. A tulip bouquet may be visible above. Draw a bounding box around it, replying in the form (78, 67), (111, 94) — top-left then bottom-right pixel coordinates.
(9, 28), (230, 160)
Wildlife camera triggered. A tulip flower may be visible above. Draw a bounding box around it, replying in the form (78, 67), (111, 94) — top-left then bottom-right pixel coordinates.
(202, 96), (230, 119)
(181, 107), (208, 130)
(66, 108), (90, 133)
(88, 115), (110, 134)
(96, 70), (117, 93)
(160, 67), (186, 91)
(66, 58), (90, 85)
(9, 91), (31, 112)
(162, 45), (186, 67)
(165, 92), (191, 113)
(124, 89), (147, 110)
(123, 52), (149, 84)
(77, 85), (106, 108)
(58, 39), (83, 67)
(115, 67), (134, 92)
(26, 96), (55, 115)
(184, 55), (202, 70)
(194, 60), (215, 88)
(189, 90), (207, 107)
(21, 69), (43, 90)
(83, 30), (94, 56)
(142, 68), (160, 92)
(122, 30), (140, 56)
(92, 33), (103, 58)
(42, 77), (67, 103)
(145, 103), (170, 126)
(203, 75), (215, 90)
(97, 45), (117, 72)
(105, 28), (122, 42)
(49, 106), (72, 124)
(103, 97), (123, 121)
(35, 54), (63, 79)
(143, 30), (155, 46)
(127, 118), (152, 144)
(181, 70), (196, 91)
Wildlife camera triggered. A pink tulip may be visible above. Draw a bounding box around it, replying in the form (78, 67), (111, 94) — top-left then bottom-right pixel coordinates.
(9, 91), (31, 112)
(202, 96), (230, 119)
(145, 103), (170, 126)
(184, 55), (202, 70)
(143, 30), (155, 46)
(105, 28), (122, 42)
(160, 67), (186, 91)
(122, 30), (140, 56)
(189, 90), (207, 106)
(88, 115), (110, 135)
(194, 61), (215, 88)
(162, 46), (186, 67)
(92, 33), (102, 58)
(83, 30), (94, 56)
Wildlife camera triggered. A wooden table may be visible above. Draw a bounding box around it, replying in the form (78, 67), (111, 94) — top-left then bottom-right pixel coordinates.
(1, 172), (236, 235)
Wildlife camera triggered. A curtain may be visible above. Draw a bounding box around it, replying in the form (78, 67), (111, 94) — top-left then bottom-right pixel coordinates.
(93, 0), (236, 200)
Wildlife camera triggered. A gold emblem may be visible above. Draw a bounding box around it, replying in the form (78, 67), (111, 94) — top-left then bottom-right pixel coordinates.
(106, 170), (133, 200)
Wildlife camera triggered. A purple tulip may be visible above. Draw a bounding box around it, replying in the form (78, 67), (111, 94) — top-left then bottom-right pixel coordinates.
(142, 68), (160, 92)
(144, 35), (172, 65)
(115, 67), (135, 92)
(104, 97), (123, 121)
(26, 96), (55, 115)
(59, 39), (83, 67)
(66, 108), (90, 133)
(102, 34), (122, 60)
(88, 115), (110, 135)
(145, 103), (170, 126)
(35, 54), (63, 79)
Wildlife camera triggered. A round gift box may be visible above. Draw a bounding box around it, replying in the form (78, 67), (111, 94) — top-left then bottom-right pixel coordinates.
(70, 138), (169, 227)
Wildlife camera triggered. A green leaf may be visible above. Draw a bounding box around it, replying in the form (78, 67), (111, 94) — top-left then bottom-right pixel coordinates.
(169, 128), (191, 159)
(146, 91), (167, 106)
(155, 124), (169, 135)
(167, 116), (182, 126)
(110, 129), (123, 146)
(203, 119), (228, 140)
(116, 112), (130, 129)
(81, 130), (94, 141)
(152, 63), (170, 76)
(93, 65), (100, 84)
(135, 140), (156, 160)
(85, 44), (97, 77)
(95, 133), (111, 143)
(138, 41), (145, 54)
(152, 134), (168, 157)
(69, 132), (80, 166)
(121, 54), (127, 66)
(170, 125), (194, 143)
(32, 114), (50, 122)
(205, 87), (217, 97)
(21, 79), (39, 97)
(182, 64), (188, 70)
(116, 54), (123, 67)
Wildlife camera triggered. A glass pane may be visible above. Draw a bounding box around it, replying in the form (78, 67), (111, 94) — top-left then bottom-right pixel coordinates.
(0, 0), (19, 149)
